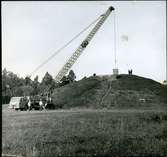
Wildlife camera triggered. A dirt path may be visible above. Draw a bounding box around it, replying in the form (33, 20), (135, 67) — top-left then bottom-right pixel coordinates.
(99, 82), (112, 106)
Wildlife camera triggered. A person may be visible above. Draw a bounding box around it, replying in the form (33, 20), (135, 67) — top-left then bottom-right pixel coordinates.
(28, 99), (31, 111)
(42, 99), (46, 110)
(49, 97), (52, 103)
(128, 69), (133, 75)
(39, 99), (43, 110)
(44, 102), (47, 109)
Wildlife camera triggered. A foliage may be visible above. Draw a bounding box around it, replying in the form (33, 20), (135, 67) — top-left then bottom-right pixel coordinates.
(21, 85), (34, 96)
(1, 68), (56, 99)
(31, 76), (40, 95)
(60, 70), (77, 86)
(68, 70), (76, 82)
(41, 72), (53, 86)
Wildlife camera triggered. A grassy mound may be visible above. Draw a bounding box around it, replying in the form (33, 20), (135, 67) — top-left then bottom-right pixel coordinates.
(52, 74), (167, 109)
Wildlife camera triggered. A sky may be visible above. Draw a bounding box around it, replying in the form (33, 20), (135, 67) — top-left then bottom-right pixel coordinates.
(2, 1), (166, 83)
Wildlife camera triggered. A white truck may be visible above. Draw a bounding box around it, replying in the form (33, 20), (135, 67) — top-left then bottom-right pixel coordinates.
(8, 97), (28, 110)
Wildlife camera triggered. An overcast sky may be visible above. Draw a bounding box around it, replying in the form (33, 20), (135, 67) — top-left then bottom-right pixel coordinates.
(2, 1), (166, 82)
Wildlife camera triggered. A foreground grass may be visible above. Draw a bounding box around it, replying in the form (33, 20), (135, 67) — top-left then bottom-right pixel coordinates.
(2, 107), (167, 157)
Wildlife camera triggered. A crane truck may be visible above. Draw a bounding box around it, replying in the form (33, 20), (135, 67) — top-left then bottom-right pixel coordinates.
(14, 6), (115, 110)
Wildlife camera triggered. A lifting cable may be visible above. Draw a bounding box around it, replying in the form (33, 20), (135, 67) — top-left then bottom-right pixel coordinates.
(29, 15), (102, 78)
(113, 11), (117, 68)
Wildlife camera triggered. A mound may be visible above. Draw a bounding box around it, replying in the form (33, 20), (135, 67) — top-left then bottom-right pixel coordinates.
(51, 74), (167, 109)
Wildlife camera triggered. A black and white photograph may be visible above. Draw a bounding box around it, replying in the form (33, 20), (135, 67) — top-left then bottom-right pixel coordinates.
(2, 1), (167, 157)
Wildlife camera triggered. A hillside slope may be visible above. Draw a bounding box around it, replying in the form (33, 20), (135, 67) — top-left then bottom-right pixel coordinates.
(52, 74), (167, 109)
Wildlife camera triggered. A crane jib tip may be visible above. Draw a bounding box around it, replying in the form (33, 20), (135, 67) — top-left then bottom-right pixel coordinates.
(109, 6), (115, 11)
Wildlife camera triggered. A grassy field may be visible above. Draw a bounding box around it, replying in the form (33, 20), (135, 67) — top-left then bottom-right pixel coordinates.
(2, 105), (167, 157)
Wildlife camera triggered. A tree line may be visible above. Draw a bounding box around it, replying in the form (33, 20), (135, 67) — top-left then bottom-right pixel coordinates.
(2, 68), (77, 104)
(2, 68), (56, 104)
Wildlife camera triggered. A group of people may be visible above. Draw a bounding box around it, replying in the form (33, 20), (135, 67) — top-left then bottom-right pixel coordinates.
(27, 97), (52, 111)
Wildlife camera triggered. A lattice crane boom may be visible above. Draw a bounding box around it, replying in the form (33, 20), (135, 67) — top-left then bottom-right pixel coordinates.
(55, 6), (115, 83)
